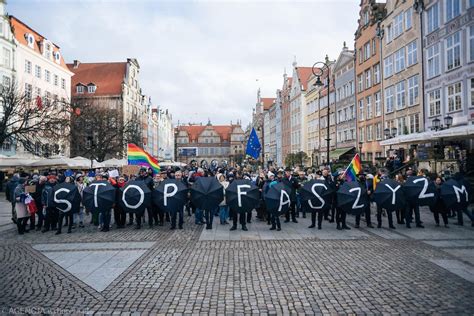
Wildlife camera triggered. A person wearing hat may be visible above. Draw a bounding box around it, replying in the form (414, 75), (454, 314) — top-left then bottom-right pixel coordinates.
(355, 173), (374, 228)
(282, 167), (298, 223)
(41, 175), (58, 232)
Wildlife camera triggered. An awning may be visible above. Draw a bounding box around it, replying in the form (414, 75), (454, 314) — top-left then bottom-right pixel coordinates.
(380, 124), (474, 146)
(329, 147), (354, 160)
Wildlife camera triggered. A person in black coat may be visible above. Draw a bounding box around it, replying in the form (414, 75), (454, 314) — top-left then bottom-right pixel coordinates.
(135, 167), (154, 229)
(32, 176), (46, 231)
(335, 174), (350, 230)
(321, 167), (335, 222)
(355, 173), (374, 228)
(5, 174), (19, 224)
(430, 177), (448, 227)
(41, 175), (58, 232)
(281, 167), (298, 223)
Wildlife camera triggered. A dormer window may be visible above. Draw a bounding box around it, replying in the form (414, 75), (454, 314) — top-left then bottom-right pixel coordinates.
(87, 84), (96, 93)
(76, 85), (84, 94)
(25, 33), (35, 49)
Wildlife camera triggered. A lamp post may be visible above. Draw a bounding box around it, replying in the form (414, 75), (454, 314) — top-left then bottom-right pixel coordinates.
(312, 56), (332, 166)
(431, 115), (453, 173)
(358, 141), (363, 156)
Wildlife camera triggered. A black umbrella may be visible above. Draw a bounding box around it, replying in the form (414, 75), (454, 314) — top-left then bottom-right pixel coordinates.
(374, 179), (405, 211)
(403, 176), (436, 207)
(337, 181), (369, 215)
(264, 181), (291, 216)
(441, 179), (470, 211)
(119, 180), (152, 214)
(82, 180), (116, 213)
(226, 179), (260, 214)
(299, 179), (334, 212)
(53, 182), (81, 213)
(190, 177), (224, 211)
(153, 179), (188, 213)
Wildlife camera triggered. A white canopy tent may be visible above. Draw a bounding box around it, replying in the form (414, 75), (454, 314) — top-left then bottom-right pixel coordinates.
(101, 158), (127, 168)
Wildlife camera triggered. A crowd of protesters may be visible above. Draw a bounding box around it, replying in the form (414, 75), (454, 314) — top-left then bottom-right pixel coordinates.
(3, 162), (474, 236)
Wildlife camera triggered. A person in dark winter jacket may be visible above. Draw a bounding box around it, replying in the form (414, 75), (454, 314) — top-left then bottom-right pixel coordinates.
(430, 177), (449, 227)
(41, 175), (58, 232)
(5, 174), (19, 224)
(135, 167), (154, 229)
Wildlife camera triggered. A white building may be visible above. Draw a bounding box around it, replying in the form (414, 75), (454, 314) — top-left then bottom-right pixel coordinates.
(10, 15), (72, 157)
(0, 1), (15, 156)
(156, 106), (174, 161)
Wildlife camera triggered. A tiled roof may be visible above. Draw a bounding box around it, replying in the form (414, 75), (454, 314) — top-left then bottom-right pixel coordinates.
(177, 125), (235, 142)
(10, 16), (69, 70)
(295, 67), (313, 91)
(261, 98), (276, 111)
(67, 62), (127, 96)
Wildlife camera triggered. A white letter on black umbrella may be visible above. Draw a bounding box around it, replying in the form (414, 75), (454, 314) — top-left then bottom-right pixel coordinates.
(237, 184), (251, 208)
(277, 190), (290, 214)
(122, 185), (144, 209)
(90, 182), (106, 208)
(54, 188), (72, 212)
(384, 183), (401, 205)
(414, 178), (434, 199)
(164, 183), (178, 207)
(308, 183), (327, 209)
(349, 187), (364, 209)
(453, 185), (468, 203)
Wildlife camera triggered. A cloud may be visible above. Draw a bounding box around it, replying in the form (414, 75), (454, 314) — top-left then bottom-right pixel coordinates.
(8, 0), (359, 128)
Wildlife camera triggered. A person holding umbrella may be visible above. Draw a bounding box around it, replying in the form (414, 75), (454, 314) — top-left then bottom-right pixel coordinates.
(113, 176), (127, 228)
(41, 175), (58, 233)
(282, 167), (298, 224)
(430, 177), (449, 228)
(355, 173), (374, 229)
(373, 178), (403, 229)
(190, 176), (224, 230)
(320, 167), (335, 222)
(335, 172), (350, 230)
(136, 167), (154, 229)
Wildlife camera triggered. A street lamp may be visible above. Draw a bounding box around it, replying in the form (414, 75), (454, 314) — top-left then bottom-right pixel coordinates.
(444, 115), (453, 129)
(358, 141), (363, 155)
(313, 55), (331, 166)
(432, 118), (441, 131)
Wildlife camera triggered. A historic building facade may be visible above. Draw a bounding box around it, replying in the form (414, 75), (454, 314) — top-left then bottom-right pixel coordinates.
(175, 122), (245, 166)
(355, 0), (386, 163)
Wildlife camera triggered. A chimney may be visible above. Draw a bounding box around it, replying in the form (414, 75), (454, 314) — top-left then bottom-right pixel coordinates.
(73, 60), (81, 69)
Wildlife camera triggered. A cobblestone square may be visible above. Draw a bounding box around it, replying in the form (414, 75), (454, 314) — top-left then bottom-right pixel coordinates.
(0, 199), (473, 315)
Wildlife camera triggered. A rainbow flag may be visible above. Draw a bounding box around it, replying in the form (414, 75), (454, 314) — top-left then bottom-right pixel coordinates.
(343, 153), (362, 182)
(127, 143), (160, 174)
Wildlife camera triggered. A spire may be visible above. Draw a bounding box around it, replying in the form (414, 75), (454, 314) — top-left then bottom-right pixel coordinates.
(292, 56), (297, 68)
(207, 118), (211, 126)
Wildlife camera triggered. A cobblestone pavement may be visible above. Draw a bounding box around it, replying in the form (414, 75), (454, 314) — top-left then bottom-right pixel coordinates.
(1, 198), (473, 315)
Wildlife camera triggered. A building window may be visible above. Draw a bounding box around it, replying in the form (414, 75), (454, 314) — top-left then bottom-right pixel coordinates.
(376, 123), (382, 140)
(372, 39), (376, 56)
(358, 74), (363, 92)
(384, 55), (394, 78)
(373, 63), (380, 84)
(393, 13), (404, 38)
(427, 3), (439, 34)
(25, 60), (32, 74)
(45, 69), (50, 83)
(446, 31), (461, 70)
(375, 91), (381, 117)
(76, 85), (84, 94)
(35, 65), (41, 78)
(364, 10), (369, 25)
(396, 81), (406, 110)
(394, 48), (405, 73)
(359, 127), (365, 142)
(366, 96), (372, 119)
(407, 41), (418, 67)
(386, 24), (392, 44)
(427, 44), (440, 78)
(61, 78), (66, 89)
(447, 82), (462, 112)
(358, 48), (363, 64)
(54, 74), (58, 86)
(359, 99), (365, 121)
(470, 78), (474, 108)
(350, 104), (355, 119)
(407, 75), (419, 106)
(470, 25), (474, 62)
(365, 69), (371, 88)
(34, 87), (41, 99)
(428, 89), (441, 117)
(385, 86), (394, 113)
(446, 0), (461, 22)
(405, 8), (412, 30)
(397, 117), (407, 135)
(409, 113), (420, 133)
(364, 42), (371, 60)
(2, 48), (10, 68)
(88, 85), (96, 93)
(367, 125), (373, 141)
(25, 83), (32, 102)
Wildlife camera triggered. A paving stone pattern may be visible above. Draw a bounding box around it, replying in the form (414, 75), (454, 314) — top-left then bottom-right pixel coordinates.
(0, 202), (473, 314)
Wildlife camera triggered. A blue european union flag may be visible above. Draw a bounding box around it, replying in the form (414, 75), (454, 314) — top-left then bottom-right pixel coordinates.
(246, 128), (261, 159)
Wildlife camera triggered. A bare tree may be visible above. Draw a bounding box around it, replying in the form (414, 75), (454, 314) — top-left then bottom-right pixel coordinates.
(0, 81), (71, 157)
(70, 98), (143, 162)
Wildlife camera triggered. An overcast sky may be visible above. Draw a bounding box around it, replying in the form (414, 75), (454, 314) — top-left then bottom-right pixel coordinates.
(9, 0), (359, 127)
